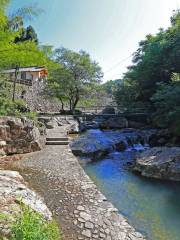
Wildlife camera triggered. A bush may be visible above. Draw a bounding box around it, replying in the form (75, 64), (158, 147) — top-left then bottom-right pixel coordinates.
(10, 204), (61, 240)
(24, 111), (38, 121)
(0, 98), (37, 120)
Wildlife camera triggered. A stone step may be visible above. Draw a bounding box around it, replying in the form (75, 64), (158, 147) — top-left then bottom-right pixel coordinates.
(46, 137), (69, 141)
(46, 141), (69, 145)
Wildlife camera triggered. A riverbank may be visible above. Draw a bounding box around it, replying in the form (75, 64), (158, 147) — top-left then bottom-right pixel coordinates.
(8, 125), (145, 240)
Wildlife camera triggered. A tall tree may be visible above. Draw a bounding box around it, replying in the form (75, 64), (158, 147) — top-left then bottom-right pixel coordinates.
(114, 10), (180, 106)
(48, 47), (103, 112)
(14, 25), (38, 44)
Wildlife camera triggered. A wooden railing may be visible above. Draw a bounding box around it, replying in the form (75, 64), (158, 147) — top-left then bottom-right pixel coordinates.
(76, 105), (148, 115)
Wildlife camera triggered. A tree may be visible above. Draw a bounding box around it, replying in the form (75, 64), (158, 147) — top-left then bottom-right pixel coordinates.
(15, 25), (38, 44)
(8, 4), (41, 31)
(48, 47), (103, 112)
(151, 82), (180, 135)
(0, 0), (47, 114)
(103, 79), (122, 96)
(113, 10), (180, 107)
(0, 1), (45, 70)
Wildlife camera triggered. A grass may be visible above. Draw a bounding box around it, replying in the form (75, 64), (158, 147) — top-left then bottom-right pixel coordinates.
(9, 204), (61, 240)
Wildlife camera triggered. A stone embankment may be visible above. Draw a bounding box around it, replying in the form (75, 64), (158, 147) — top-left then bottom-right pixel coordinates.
(0, 170), (52, 238)
(0, 117), (46, 157)
(11, 124), (145, 240)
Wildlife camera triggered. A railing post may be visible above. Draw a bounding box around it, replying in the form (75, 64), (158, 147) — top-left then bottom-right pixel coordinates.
(12, 65), (19, 102)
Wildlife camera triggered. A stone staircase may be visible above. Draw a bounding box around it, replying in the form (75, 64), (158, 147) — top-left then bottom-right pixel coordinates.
(46, 137), (69, 145)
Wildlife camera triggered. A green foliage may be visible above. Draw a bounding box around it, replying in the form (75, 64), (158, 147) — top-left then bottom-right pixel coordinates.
(47, 47), (103, 112)
(103, 79), (122, 96)
(24, 111), (37, 121)
(10, 204), (61, 240)
(0, 0), (49, 117)
(15, 25), (38, 44)
(151, 83), (180, 135)
(0, 97), (16, 116)
(0, 1), (47, 70)
(8, 4), (42, 31)
(79, 83), (112, 107)
(114, 10), (180, 103)
(112, 10), (180, 131)
(0, 97), (37, 120)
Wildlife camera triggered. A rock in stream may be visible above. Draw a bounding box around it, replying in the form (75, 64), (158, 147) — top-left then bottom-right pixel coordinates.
(134, 147), (180, 181)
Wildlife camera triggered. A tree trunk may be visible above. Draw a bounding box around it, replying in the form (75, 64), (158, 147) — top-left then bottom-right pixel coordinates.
(72, 92), (79, 114)
(59, 98), (64, 111)
(69, 99), (72, 112)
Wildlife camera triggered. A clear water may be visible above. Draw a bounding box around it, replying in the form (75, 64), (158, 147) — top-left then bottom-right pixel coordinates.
(83, 144), (180, 240)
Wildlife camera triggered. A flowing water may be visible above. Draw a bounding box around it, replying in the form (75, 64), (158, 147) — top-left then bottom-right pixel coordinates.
(80, 130), (180, 240)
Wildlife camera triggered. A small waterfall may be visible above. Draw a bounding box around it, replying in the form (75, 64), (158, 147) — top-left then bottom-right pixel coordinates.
(71, 128), (156, 160)
(104, 129), (156, 153)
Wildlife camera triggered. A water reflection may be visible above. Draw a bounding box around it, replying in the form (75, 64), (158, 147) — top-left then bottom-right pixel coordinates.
(84, 151), (180, 240)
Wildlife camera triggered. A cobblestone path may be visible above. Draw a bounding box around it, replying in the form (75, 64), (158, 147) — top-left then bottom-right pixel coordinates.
(12, 127), (145, 240)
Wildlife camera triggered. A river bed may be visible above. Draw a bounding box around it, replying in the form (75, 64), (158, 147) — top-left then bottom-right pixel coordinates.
(79, 130), (180, 240)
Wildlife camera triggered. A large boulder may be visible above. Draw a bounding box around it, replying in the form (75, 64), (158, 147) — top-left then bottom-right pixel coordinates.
(45, 119), (58, 129)
(126, 113), (150, 124)
(38, 117), (58, 129)
(66, 119), (80, 134)
(102, 106), (115, 115)
(70, 130), (114, 159)
(148, 129), (176, 147)
(128, 121), (148, 129)
(100, 117), (128, 129)
(0, 117), (46, 155)
(71, 129), (156, 160)
(134, 147), (180, 181)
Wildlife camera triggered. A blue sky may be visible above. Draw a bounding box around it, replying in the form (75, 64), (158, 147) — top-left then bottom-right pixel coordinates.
(10, 0), (180, 81)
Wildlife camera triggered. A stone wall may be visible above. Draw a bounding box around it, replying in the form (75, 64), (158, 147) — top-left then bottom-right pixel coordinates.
(0, 117), (46, 156)
(12, 79), (60, 112)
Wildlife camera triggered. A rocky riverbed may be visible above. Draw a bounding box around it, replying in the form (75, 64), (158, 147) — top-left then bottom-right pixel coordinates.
(70, 129), (155, 160)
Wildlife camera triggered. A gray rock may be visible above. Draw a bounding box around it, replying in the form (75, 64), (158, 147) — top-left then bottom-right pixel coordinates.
(70, 131), (112, 159)
(149, 129), (172, 147)
(80, 212), (91, 221)
(85, 221), (94, 229)
(102, 106), (115, 115)
(0, 117), (46, 155)
(0, 170), (52, 237)
(100, 117), (128, 129)
(66, 120), (80, 134)
(134, 147), (180, 181)
(82, 229), (91, 238)
(77, 206), (85, 211)
(45, 119), (58, 129)
(0, 148), (6, 157)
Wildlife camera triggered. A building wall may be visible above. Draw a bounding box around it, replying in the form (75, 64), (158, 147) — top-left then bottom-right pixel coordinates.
(9, 71), (40, 81)
(13, 73), (60, 112)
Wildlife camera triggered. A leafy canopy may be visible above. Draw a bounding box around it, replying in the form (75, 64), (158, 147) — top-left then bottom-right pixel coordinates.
(47, 47), (103, 111)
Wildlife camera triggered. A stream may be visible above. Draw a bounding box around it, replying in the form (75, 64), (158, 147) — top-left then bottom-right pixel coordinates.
(77, 129), (180, 240)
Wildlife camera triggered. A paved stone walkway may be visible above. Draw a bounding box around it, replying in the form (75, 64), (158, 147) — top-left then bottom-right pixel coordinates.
(12, 127), (145, 240)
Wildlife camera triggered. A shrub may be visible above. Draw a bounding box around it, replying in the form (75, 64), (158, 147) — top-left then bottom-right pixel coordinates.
(10, 204), (61, 240)
(0, 98), (37, 121)
(24, 111), (38, 121)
